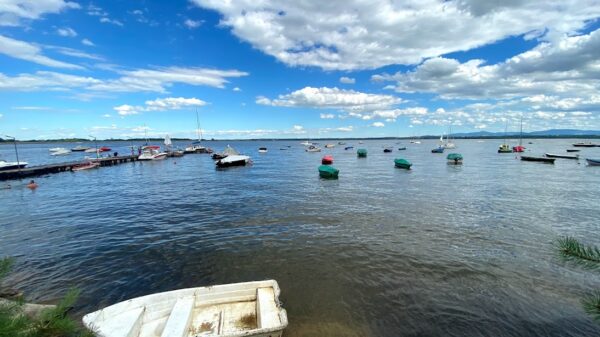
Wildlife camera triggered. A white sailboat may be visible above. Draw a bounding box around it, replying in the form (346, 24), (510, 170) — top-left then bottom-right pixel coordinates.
(444, 126), (456, 149)
(0, 160), (28, 171)
(185, 110), (210, 153)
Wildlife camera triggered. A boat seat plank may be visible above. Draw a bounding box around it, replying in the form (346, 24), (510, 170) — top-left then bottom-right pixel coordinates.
(94, 307), (145, 337)
(160, 297), (195, 337)
(256, 288), (279, 329)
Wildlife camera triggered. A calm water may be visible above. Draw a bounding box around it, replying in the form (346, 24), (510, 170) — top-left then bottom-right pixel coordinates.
(2, 139), (600, 336)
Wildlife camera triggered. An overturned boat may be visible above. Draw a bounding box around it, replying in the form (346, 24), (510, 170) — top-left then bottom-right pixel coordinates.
(82, 280), (288, 337)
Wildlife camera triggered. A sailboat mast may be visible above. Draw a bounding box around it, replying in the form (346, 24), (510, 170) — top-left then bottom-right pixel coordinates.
(519, 115), (523, 146)
(195, 109), (201, 143)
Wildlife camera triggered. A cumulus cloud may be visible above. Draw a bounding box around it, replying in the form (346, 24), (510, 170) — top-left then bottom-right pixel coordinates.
(184, 19), (202, 29)
(0, 35), (82, 69)
(0, 0), (80, 26)
(339, 76), (355, 84)
(320, 113), (335, 119)
(190, 0), (600, 70)
(99, 17), (123, 26)
(233, 87), (241, 92)
(372, 122), (385, 127)
(0, 71), (100, 91)
(257, 86), (402, 112)
(114, 97), (207, 116)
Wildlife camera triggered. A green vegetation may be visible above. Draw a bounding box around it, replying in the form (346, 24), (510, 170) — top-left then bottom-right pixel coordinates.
(557, 237), (600, 322)
(0, 257), (94, 337)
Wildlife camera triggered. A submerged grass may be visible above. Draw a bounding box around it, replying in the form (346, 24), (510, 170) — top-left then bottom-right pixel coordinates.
(0, 257), (95, 337)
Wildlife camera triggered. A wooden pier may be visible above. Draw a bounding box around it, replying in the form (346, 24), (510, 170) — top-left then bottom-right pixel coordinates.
(0, 155), (139, 181)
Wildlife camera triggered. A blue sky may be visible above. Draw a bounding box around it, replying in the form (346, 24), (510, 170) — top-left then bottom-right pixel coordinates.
(1, 1), (600, 140)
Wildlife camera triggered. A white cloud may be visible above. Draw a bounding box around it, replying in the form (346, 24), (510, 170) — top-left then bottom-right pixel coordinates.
(320, 113), (335, 119)
(190, 0), (600, 70)
(292, 125), (303, 131)
(372, 122), (385, 127)
(114, 97), (207, 116)
(0, 35), (82, 69)
(339, 76), (355, 84)
(57, 27), (77, 37)
(102, 114), (111, 118)
(81, 38), (95, 46)
(0, 0), (80, 26)
(88, 67), (249, 93)
(0, 71), (100, 91)
(49, 46), (103, 61)
(100, 17), (123, 26)
(233, 87), (241, 92)
(0, 114), (3, 118)
(184, 19), (202, 29)
(257, 86), (402, 112)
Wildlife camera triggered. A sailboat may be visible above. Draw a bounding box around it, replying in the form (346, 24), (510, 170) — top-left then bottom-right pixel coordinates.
(512, 115), (525, 153)
(431, 134), (445, 153)
(164, 134), (184, 157)
(498, 120), (512, 153)
(444, 126), (456, 149)
(185, 110), (212, 154)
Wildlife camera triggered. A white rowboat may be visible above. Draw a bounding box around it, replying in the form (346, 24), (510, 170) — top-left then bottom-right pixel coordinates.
(82, 280), (287, 337)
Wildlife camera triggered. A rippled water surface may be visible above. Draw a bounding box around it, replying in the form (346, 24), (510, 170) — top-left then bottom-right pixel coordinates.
(2, 139), (600, 336)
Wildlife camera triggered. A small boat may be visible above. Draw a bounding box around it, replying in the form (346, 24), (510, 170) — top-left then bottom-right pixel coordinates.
(338, 142), (346, 145)
(300, 141), (312, 146)
(443, 126), (456, 149)
(51, 148), (71, 156)
(279, 148), (288, 150)
(431, 146), (444, 153)
(383, 147), (393, 153)
(0, 160), (27, 171)
(98, 146), (111, 152)
(344, 146), (354, 150)
(185, 141), (212, 154)
(138, 146), (167, 160)
(71, 145), (90, 152)
(528, 142), (533, 144)
(49, 147), (68, 152)
(82, 280), (288, 337)
(573, 142), (597, 147)
(398, 147), (406, 150)
(71, 162), (100, 171)
(521, 156), (555, 163)
(586, 158), (600, 166)
(318, 165), (339, 179)
(85, 148), (98, 153)
(358, 141), (364, 144)
(394, 158), (412, 169)
(324, 144), (335, 148)
(498, 144), (512, 153)
(566, 149), (580, 152)
(357, 149), (367, 157)
(258, 147), (268, 153)
(321, 155), (333, 165)
(410, 140), (421, 144)
(512, 145), (526, 152)
(545, 153), (579, 159)
(447, 153), (463, 165)
(216, 155), (251, 167)
(305, 145), (321, 152)
(512, 116), (525, 153)
(168, 149), (185, 157)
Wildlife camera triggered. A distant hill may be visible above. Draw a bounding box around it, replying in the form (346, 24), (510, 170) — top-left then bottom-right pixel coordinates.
(433, 129), (600, 139)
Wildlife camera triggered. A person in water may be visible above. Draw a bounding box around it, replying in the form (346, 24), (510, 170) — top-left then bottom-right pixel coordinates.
(27, 180), (38, 189)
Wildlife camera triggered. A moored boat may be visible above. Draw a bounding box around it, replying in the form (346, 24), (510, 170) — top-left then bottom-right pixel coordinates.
(49, 147), (64, 152)
(318, 165), (339, 179)
(305, 145), (321, 152)
(212, 145), (237, 160)
(51, 148), (71, 156)
(447, 153), (463, 165)
(138, 146), (167, 160)
(216, 155), (251, 167)
(338, 142), (346, 145)
(398, 147), (406, 150)
(0, 160), (28, 171)
(258, 147), (268, 153)
(586, 158), (600, 166)
(431, 146), (444, 153)
(71, 161), (100, 171)
(545, 153), (579, 159)
(321, 155), (333, 165)
(383, 147), (393, 153)
(324, 144), (335, 148)
(498, 144), (512, 153)
(512, 145), (525, 152)
(566, 149), (580, 152)
(521, 156), (555, 163)
(394, 158), (412, 169)
(82, 280), (287, 337)
(71, 145), (90, 152)
(185, 141), (212, 154)
(512, 115), (525, 152)
(573, 142), (596, 147)
(99, 146), (111, 152)
(357, 149), (367, 157)
(344, 146), (354, 150)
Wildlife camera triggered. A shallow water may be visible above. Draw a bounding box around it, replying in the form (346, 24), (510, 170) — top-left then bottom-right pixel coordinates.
(2, 139), (600, 336)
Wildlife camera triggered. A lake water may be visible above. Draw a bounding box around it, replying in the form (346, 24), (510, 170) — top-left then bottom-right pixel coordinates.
(2, 139), (600, 336)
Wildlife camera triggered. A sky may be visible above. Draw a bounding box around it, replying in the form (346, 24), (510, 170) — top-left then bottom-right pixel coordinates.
(1, 0), (600, 140)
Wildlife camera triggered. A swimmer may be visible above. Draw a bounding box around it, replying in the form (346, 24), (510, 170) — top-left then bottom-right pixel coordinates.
(26, 180), (38, 189)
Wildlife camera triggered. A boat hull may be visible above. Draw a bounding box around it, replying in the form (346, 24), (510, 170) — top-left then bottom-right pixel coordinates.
(318, 165), (339, 179)
(545, 153), (578, 159)
(394, 159), (411, 170)
(357, 149), (367, 157)
(0, 162), (28, 171)
(521, 156), (555, 163)
(72, 162), (100, 171)
(216, 155), (251, 167)
(587, 158), (600, 166)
